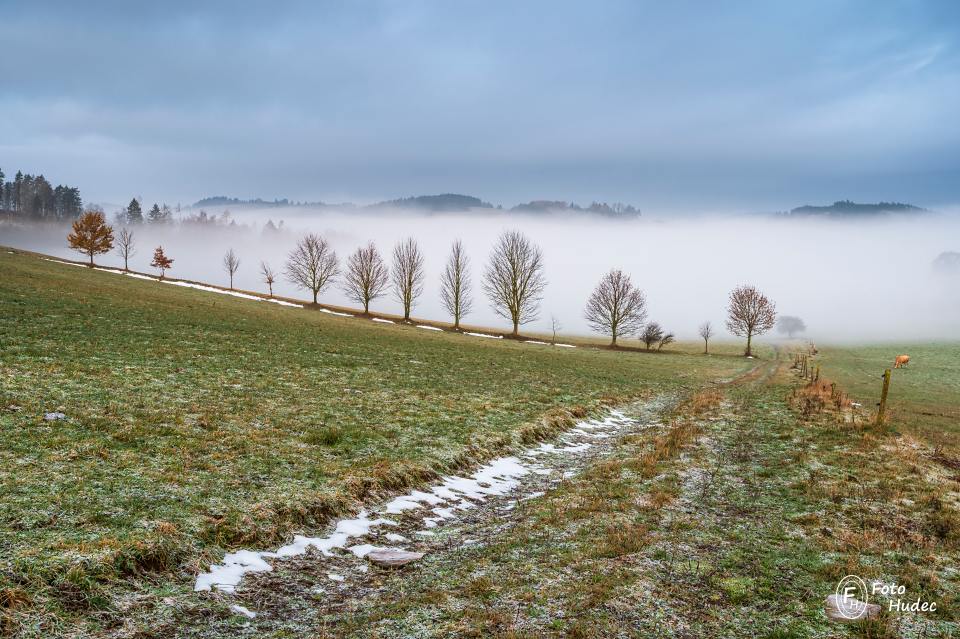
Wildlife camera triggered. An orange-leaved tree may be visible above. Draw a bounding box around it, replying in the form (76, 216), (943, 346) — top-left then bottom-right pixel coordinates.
(67, 210), (114, 267)
(151, 246), (174, 280)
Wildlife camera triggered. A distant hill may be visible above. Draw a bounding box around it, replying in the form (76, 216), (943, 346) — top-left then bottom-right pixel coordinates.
(192, 196), (336, 208)
(788, 200), (925, 216)
(511, 200), (640, 218)
(368, 193), (493, 212)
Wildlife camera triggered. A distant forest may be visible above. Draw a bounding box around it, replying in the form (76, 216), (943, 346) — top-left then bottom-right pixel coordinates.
(788, 200), (924, 216)
(0, 168), (83, 220)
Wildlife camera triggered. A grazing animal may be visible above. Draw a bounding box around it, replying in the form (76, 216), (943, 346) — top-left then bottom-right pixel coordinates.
(894, 354), (910, 369)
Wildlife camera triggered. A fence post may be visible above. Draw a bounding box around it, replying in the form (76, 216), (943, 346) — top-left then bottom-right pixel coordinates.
(876, 369), (891, 426)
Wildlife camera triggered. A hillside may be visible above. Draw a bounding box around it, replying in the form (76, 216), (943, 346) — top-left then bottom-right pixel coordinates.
(0, 249), (750, 635)
(788, 199), (925, 216)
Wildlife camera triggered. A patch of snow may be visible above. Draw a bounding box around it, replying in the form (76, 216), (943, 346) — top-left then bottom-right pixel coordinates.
(195, 411), (637, 594)
(524, 340), (549, 345)
(230, 604), (257, 619)
(554, 343), (576, 348)
(372, 317), (395, 324)
(125, 272), (156, 281)
(521, 491), (545, 501)
(327, 573), (345, 582)
(417, 325), (443, 331)
(320, 308), (353, 317)
(465, 332), (502, 339)
(267, 298), (302, 308)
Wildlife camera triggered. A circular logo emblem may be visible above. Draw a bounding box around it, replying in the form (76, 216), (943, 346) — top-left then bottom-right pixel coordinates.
(836, 575), (870, 620)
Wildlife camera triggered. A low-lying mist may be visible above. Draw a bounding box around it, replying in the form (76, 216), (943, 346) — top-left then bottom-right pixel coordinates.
(5, 209), (959, 344)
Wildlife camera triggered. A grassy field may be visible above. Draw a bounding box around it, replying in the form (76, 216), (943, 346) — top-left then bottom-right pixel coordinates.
(0, 249), (756, 636)
(178, 360), (960, 638)
(815, 343), (960, 449)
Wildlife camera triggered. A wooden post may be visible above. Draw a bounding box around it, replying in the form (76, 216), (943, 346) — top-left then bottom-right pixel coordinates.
(815, 366), (820, 382)
(876, 369), (891, 426)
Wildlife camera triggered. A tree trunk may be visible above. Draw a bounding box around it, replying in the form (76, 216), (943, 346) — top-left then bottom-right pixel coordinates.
(88, 251), (94, 267)
(512, 319), (519, 337)
(704, 338), (708, 354)
(312, 290), (318, 305)
(745, 332), (753, 357)
(364, 299), (370, 314)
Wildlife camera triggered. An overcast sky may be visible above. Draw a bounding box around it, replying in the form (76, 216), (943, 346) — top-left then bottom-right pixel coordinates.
(2, 1), (959, 212)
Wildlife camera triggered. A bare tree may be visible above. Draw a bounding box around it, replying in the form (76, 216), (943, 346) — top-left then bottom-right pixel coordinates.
(116, 227), (136, 271)
(551, 315), (561, 345)
(641, 322), (663, 351)
(391, 238), (425, 321)
(776, 315), (806, 338)
(726, 284), (777, 356)
(223, 248), (240, 289)
(260, 261), (276, 297)
(285, 233), (339, 304)
(439, 239), (473, 329)
(482, 230), (547, 337)
(584, 269), (647, 346)
(657, 331), (675, 351)
(698, 321), (713, 354)
(343, 242), (389, 314)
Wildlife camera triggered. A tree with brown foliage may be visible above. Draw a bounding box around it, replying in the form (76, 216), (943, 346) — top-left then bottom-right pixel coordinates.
(67, 210), (114, 267)
(482, 230), (546, 337)
(343, 242), (389, 314)
(439, 239), (473, 330)
(116, 227), (135, 271)
(223, 248), (240, 289)
(726, 284), (777, 356)
(698, 321), (713, 354)
(285, 233), (339, 304)
(260, 261), (276, 297)
(391, 237), (425, 321)
(584, 269), (647, 346)
(151, 246), (173, 280)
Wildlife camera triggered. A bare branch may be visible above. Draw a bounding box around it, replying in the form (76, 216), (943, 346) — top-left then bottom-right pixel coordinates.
(481, 230), (547, 336)
(116, 227), (136, 271)
(726, 284), (777, 356)
(260, 261), (276, 297)
(223, 248), (240, 289)
(698, 321), (713, 354)
(391, 238), (426, 321)
(584, 269), (647, 346)
(285, 233), (339, 304)
(343, 241), (389, 314)
(439, 239), (473, 329)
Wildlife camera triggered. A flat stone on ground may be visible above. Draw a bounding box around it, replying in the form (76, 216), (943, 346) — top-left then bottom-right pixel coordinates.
(366, 549), (424, 567)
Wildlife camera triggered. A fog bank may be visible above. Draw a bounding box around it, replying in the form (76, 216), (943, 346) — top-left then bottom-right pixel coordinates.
(4, 210), (959, 343)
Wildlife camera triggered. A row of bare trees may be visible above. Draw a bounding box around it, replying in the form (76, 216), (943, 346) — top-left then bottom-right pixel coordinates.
(271, 231), (541, 334)
(67, 211), (776, 354)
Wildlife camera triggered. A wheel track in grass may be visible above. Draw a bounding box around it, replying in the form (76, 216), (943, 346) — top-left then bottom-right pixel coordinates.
(154, 355), (781, 637)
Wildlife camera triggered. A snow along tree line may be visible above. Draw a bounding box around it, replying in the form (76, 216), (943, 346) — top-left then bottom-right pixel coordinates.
(65, 214), (777, 356)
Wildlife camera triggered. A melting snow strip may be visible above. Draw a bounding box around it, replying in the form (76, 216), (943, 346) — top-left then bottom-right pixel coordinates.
(320, 308), (353, 317)
(417, 325), (443, 331)
(230, 604), (257, 619)
(194, 409), (640, 595)
(372, 318), (395, 324)
(465, 332), (502, 339)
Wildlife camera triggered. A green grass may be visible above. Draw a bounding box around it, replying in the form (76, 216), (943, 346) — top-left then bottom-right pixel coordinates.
(0, 249), (754, 636)
(322, 361), (959, 638)
(815, 342), (960, 449)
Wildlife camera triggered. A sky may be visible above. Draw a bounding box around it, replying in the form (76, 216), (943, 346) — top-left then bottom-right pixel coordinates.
(2, 0), (960, 212)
